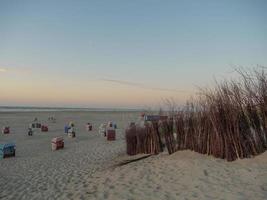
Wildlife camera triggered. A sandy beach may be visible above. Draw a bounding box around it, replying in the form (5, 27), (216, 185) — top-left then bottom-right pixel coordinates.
(1, 111), (267, 200)
(0, 111), (138, 200)
(1, 0), (266, 199)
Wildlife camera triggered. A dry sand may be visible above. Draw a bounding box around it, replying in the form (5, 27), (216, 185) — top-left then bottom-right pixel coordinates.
(0, 111), (138, 200)
(1, 111), (267, 200)
(91, 151), (267, 200)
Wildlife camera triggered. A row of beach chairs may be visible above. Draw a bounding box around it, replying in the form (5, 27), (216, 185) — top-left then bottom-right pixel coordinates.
(1, 120), (118, 159)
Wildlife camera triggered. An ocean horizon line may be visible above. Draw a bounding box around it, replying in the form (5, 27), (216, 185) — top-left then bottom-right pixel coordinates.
(0, 106), (146, 113)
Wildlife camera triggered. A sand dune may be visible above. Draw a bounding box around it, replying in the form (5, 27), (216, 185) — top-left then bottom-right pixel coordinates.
(90, 151), (267, 200)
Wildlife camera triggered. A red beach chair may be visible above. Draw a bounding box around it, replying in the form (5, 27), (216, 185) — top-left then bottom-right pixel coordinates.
(2, 127), (10, 134)
(41, 125), (48, 132)
(107, 129), (116, 141)
(51, 137), (64, 151)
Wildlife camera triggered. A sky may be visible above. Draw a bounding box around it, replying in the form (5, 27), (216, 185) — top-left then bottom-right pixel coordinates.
(0, 0), (267, 109)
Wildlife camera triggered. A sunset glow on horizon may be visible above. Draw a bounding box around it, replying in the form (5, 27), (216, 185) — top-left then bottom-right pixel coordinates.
(1, 1), (266, 108)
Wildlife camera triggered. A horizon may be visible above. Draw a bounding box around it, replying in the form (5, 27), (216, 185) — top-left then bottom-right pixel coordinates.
(1, 0), (267, 108)
(0, 105), (144, 110)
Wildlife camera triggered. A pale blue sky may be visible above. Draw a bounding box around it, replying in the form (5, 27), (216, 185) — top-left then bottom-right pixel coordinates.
(0, 0), (266, 108)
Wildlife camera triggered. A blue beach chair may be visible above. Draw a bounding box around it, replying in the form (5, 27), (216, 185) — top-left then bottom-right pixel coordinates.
(0, 143), (16, 159)
(64, 125), (70, 133)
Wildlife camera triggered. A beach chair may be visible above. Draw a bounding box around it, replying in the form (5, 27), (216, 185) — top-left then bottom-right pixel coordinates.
(0, 143), (16, 159)
(107, 121), (117, 129)
(107, 127), (116, 141)
(68, 132), (76, 138)
(2, 127), (10, 134)
(48, 117), (56, 123)
(41, 125), (48, 132)
(32, 117), (41, 128)
(29, 123), (34, 129)
(86, 123), (93, 131)
(144, 115), (168, 122)
(68, 127), (76, 138)
(28, 128), (33, 136)
(64, 125), (70, 133)
(99, 123), (107, 137)
(69, 122), (75, 127)
(29, 123), (41, 129)
(107, 121), (113, 128)
(51, 137), (64, 151)
(36, 123), (41, 128)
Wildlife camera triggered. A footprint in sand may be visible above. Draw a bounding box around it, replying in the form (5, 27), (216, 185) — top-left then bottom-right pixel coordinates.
(203, 169), (209, 176)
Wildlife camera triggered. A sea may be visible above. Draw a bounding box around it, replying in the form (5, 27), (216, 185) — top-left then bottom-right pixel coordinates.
(0, 106), (142, 113)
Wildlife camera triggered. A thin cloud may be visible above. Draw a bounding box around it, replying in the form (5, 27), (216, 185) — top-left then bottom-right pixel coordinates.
(0, 68), (7, 73)
(0, 67), (31, 74)
(101, 78), (189, 93)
